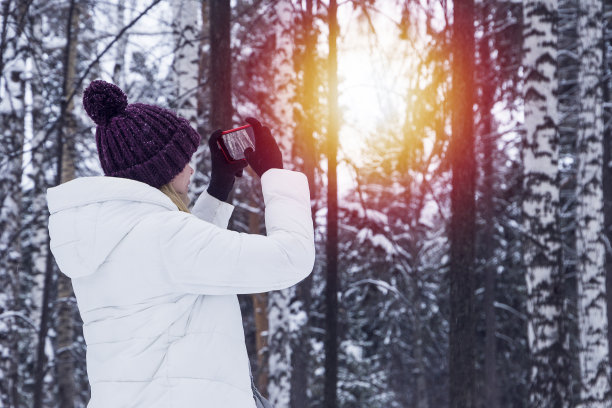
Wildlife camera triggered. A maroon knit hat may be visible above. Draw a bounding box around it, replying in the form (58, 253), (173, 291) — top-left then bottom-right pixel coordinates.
(82, 80), (201, 188)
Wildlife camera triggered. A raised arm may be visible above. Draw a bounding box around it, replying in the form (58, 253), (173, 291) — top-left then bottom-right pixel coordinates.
(156, 169), (314, 295)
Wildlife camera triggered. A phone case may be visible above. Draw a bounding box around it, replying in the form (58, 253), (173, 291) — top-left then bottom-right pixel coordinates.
(218, 125), (256, 162)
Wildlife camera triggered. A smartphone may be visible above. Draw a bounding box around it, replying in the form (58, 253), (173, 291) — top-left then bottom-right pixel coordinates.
(218, 124), (256, 162)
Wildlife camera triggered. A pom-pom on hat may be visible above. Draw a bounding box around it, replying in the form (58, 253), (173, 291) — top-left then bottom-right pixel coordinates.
(83, 80), (201, 189)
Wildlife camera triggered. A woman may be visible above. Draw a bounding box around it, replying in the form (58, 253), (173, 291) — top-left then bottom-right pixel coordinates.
(47, 80), (315, 407)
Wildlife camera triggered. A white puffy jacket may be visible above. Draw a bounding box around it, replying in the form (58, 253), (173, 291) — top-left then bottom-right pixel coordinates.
(46, 168), (315, 408)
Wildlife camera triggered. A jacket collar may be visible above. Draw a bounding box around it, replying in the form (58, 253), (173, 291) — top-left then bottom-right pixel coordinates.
(47, 176), (178, 214)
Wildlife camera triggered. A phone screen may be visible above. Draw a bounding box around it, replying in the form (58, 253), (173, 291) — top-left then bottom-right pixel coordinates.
(220, 125), (255, 161)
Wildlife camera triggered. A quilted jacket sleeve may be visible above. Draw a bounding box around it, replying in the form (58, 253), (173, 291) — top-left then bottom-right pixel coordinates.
(157, 169), (315, 295)
(190, 190), (234, 228)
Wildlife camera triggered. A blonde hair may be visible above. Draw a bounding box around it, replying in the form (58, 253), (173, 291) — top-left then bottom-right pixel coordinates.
(159, 183), (191, 213)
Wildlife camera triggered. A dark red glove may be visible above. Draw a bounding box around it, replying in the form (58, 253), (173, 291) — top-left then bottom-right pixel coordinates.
(207, 129), (247, 202)
(244, 117), (283, 178)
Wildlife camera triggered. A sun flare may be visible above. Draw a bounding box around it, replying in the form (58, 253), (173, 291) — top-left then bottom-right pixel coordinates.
(337, 9), (412, 168)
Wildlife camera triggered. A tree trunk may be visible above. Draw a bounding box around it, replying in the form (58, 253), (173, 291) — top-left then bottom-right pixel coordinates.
(575, 0), (611, 405)
(290, 2), (317, 407)
(479, 5), (499, 407)
(197, 0), (209, 136)
(29, 12), (58, 407)
(0, 8), (26, 405)
(172, 0), (199, 125)
(253, 290), (269, 393)
(33, 241), (55, 408)
(298, 0), (318, 204)
(111, 0), (129, 88)
(603, 0), (612, 377)
(522, 1), (570, 406)
(209, 0), (232, 130)
(56, 2), (80, 407)
(268, 287), (292, 407)
(449, 1), (476, 407)
(267, 2), (296, 405)
(412, 285), (429, 408)
(324, 0), (339, 407)
(249, 187), (269, 395)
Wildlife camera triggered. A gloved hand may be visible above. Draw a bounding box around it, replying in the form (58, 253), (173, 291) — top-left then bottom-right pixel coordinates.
(206, 129), (248, 202)
(244, 117), (283, 178)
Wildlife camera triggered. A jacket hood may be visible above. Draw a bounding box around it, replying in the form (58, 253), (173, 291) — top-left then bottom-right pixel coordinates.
(47, 176), (178, 279)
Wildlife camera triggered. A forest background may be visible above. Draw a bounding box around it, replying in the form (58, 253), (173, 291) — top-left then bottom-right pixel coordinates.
(1, 0), (611, 407)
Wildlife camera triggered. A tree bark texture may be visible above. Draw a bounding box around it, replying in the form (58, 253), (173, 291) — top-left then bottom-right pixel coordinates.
(479, 7), (499, 405)
(209, 0), (232, 130)
(172, 0), (199, 125)
(249, 193), (269, 395)
(296, 0), (318, 204)
(253, 291), (269, 393)
(522, 1), (570, 406)
(324, 0), (339, 407)
(268, 288), (293, 407)
(197, 0), (209, 133)
(449, 1), (476, 407)
(111, 0), (128, 88)
(575, 0), (611, 405)
(290, 2), (317, 406)
(56, 2), (80, 407)
(603, 0), (612, 377)
(268, 2), (297, 406)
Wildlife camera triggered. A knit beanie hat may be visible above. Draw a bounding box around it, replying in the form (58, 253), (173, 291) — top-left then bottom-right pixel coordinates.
(82, 80), (201, 188)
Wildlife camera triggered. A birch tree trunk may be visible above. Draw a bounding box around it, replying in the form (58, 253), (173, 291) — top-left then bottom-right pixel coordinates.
(191, 0), (212, 200)
(111, 0), (130, 88)
(268, 2), (297, 406)
(172, 0), (199, 125)
(449, 1), (476, 406)
(575, 0), (611, 405)
(603, 0), (612, 375)
(522, 1), (570, 406)
(28, 36), (56, 407)
(268, 290), (291, 407)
